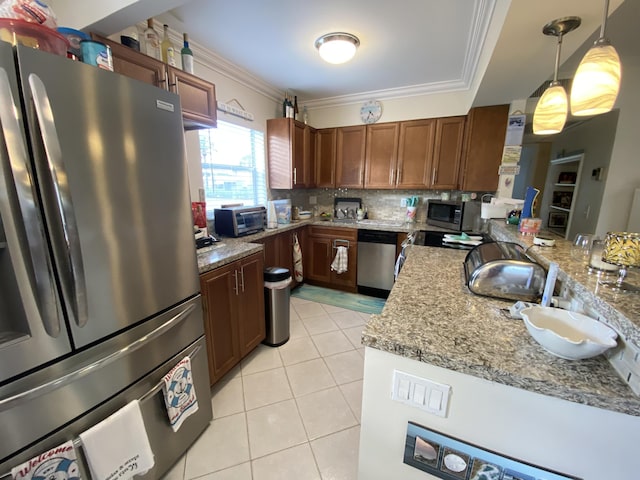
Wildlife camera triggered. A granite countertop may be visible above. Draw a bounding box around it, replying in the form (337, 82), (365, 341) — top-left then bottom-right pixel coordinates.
(490, 221), (640, 349)
(362, 245), (640, 416)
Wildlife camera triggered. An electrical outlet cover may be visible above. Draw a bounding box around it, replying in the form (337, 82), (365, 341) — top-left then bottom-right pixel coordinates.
(401, 198), (407, 207)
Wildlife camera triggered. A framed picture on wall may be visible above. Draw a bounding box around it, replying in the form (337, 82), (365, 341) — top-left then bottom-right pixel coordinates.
(552, 191), (573, 208)
(548, 211), (568, 228)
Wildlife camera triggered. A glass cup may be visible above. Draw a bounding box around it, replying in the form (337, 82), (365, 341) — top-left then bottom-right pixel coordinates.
(588, 239), (619, 274)
(571, 233), (596, 264)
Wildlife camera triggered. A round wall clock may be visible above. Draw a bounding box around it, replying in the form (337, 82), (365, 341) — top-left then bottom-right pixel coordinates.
(360, 100), (382, 124)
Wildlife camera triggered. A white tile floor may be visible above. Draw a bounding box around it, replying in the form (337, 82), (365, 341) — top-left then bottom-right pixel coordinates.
(162, 296), (369, 480)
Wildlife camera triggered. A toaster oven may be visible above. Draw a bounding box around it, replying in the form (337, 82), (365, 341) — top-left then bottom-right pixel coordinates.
(214, 206), (266, 237)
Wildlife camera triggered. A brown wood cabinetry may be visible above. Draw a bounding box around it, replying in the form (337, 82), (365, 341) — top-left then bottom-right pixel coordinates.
(200, 252), (265, 386)
(305, 226), (357, 292)
(364, 123), (400, 188)
(459, 105), (509, 191)
(91, 33), (216, 129)
(316, 128), (337, 187)
(397, 119), (436, 189)
(431, 116), (466, 189)
(256, 227), (305, 289)
(267, 118), (315, 189)
(335, 126), (366, 188)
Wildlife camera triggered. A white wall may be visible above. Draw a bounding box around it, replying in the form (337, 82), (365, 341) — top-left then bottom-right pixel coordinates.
(359, 347), (640, 480)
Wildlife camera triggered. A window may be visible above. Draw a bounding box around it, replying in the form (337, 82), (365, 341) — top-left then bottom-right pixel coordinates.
(198, 120), (267, 216)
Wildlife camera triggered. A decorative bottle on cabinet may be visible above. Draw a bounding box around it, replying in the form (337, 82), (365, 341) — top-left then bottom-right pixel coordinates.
(143, 19), (161, 60)
(181, 33), (194, 73)
(161, 24), (177, 66)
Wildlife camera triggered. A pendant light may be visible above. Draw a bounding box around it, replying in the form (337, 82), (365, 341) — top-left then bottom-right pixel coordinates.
(533, 17), (581, 135)
(570, 0), (621, 116)
(315, 32), (360, 64)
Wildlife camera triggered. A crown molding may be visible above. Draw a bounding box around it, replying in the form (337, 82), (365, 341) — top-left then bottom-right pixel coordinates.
(461, 0), (497, 86)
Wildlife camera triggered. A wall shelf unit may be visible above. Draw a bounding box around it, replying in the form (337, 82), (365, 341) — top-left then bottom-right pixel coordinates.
(543, 153), (584, 238)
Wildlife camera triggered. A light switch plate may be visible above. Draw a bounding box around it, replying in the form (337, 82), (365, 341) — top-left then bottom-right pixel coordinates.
(391, 370), (451, 417)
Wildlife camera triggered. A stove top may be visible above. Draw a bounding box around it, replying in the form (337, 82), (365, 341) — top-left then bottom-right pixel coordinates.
(413, 230), (492, 250)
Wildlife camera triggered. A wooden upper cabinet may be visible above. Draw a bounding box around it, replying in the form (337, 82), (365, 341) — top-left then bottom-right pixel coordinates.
(316, 128), (337, 187)
(431, 116), (465, 189)
(90, 33), (216, 130)
(364, 123), (400, 189)
(304, 127), (317, 187)
(91, 34), (167, 88)
(459, 104), (509, 191)
(168, 67), (217, 129)
(266, 118), (314, 189)
(336, 125), (366, 188)
(397, 119), (436, 189)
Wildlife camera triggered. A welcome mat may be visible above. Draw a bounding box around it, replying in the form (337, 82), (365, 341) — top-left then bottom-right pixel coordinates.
(291, 284), (385, 315)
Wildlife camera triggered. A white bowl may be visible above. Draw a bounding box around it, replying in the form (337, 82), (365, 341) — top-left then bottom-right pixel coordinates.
(520, 307), (617, 360)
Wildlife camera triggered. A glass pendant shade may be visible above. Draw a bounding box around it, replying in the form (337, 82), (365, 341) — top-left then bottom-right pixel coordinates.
(570, 42), (621, 116)
(315, 33), (359, 64)
(533, 83), (568, 135)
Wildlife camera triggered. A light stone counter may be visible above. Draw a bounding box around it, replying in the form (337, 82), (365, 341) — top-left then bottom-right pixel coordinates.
(362, 245), (640, 416)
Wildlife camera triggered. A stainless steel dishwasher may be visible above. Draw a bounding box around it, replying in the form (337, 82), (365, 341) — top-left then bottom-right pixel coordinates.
(357, 229), (398, 298)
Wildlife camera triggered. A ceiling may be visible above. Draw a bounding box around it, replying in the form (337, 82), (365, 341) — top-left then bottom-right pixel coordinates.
(90, 0), (631, 109)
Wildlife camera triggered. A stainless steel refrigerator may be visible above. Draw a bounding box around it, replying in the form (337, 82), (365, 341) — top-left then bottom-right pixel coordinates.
(0, 41), (212, 477)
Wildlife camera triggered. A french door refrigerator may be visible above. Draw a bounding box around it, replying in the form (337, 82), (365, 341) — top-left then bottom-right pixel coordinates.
(0, 41), (212, 477)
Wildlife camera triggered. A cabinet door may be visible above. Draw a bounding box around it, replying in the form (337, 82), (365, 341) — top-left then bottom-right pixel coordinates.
(200, 263), (240, 385)
(258, 235), (278, 268)
(292, 121), (306, 188)
(306, 236), (332, 283)
(459, 105), (509, 191)
(432, 116), (465, 189)
(305, 127), (317, 187)
(237, 253), (266, 357)
(316, 128), (336, 187)
(364, 123), (400, 189)
(91, 34), (167, 88)
(168, 67), (217, 129)
(397, 119), (436, 189)
(267, 118), (293, 189)
(330, 243), (357, 290)
(336, 126), (366, 188)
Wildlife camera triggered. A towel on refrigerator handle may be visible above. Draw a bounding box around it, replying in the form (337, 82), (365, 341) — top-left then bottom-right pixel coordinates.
(11, 440), (80, 480)
(162, 356), (199, 432)
(331, 246), (348, 274)
(79, 400), (154, 480)
(293, 233), (303, 282)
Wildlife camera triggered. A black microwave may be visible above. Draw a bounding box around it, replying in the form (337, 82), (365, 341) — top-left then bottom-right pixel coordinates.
(426, 200), (481, 231)
(214, 206), (266, 237)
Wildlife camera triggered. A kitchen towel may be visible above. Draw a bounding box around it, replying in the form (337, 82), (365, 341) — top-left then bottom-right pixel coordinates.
(162, 356), (199, 432)
(79, 400), (154, 480)
(331, 246), (348, 274)
(293, 233), (303, 282)
(11, 440), (81, 480)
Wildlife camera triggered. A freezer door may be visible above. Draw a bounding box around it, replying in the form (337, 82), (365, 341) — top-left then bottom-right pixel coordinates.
(0, 295), (205, 466)
(0, 334), (212, 478)
(15, 45), (200, 347)
(0, 41), (70, 383)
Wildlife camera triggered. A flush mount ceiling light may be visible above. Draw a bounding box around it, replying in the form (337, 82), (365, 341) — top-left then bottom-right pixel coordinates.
(533, 16), (581, 135)
(314, 32), (360, 64)
(570, 0), (621, 116)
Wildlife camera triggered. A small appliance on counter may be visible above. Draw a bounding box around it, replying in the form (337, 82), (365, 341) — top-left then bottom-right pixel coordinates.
(194, 227), (220, 249)
(214, 206), (266, 237)
(426, 199), (481, 231)
(463, 242), (546, 301)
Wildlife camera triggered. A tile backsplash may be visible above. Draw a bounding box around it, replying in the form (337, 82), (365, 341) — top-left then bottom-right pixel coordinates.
(271, 188), (488, 223)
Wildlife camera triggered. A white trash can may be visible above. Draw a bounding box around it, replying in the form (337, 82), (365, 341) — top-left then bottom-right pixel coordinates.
(263, 267), (291, 346)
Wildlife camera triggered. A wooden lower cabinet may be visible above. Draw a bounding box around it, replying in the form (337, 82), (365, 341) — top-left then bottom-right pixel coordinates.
(305, 226), (357, 292)
(256, 227), (305, 289)
(200, 252), (265, 386)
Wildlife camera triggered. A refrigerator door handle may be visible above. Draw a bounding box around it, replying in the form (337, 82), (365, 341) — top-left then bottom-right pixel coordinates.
(27, 73), (89, 328)
(0, 68), (61, 337)
(0, 302), (196, 412)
